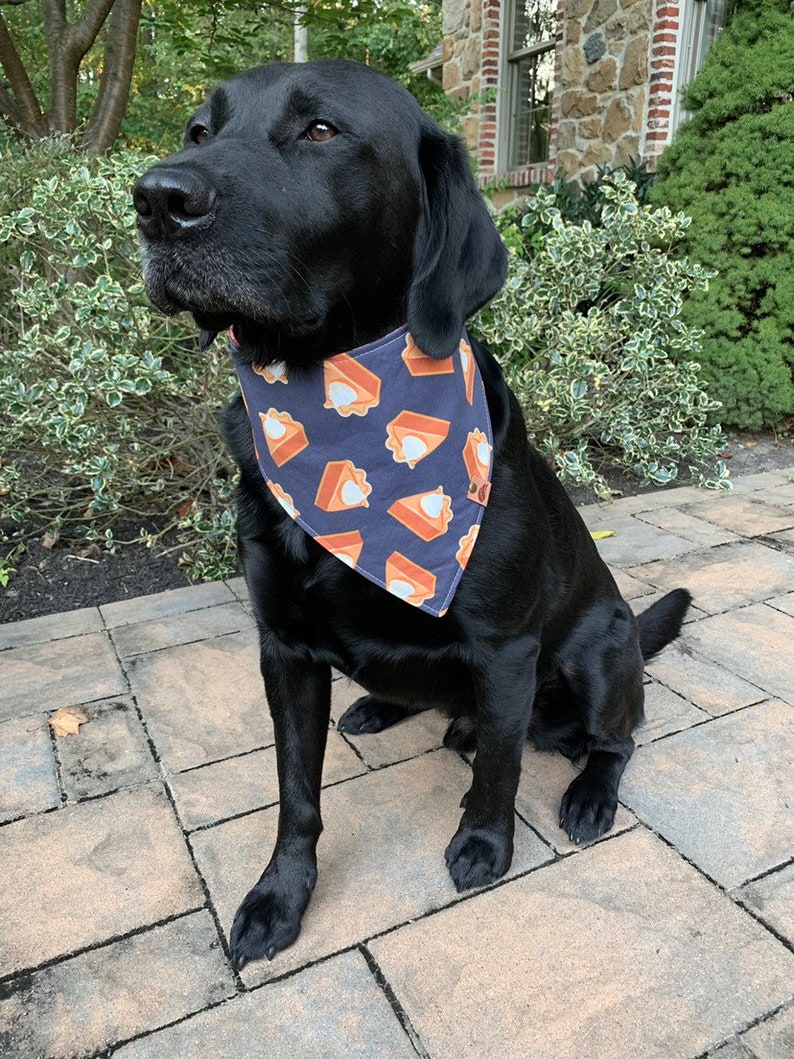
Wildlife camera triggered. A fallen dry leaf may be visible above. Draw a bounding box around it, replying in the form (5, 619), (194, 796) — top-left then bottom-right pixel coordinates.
(49, 706), (90, 737)
(41, 531), (58, 550)
(745, 440), (757, 449)
(590, 529), (615, 540)
(75, 543), (102, 560)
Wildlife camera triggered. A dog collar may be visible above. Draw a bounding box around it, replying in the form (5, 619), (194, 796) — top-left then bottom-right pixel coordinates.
(230, 325), (492, 617)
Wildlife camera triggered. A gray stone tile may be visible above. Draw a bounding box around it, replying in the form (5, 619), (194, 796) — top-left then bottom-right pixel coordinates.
(588, 514), (699, 567)
(0, 783), (203, 974)
(0, 912), (234, 1059)
(646, 641), (767, 716)
(100, 581), (235, 627)
(515, 745), (636, 853)
(57, 698), (158, 800)
(682, 495), (794, 536)
(111, 601), (254, 657)
(627, 541), (794, 616)
(742, 1004), (794, 1059)
(169, 731), (366, 831)
(334, 684), (449, 768)
(621, 700), (794, 888)
(0, 606), (103, 650)
(752, 481), (794, 508)
(635, 681), (710, 745)
(610, 568), (656, 601)
(735, 862), (794, 947)
(369, 829), (794, 1059)
(728, 470), (794, 494)
(763, 528), (794, 554)
(0, 632), (126, 721)
(114, 950), (417, 1059)
(706, 1040), (755, 1059)
(190, 751), (552, 985)
(766, 592), (794, 619)
(636, 506), (740, 547)
(126, 630), (273, 772)
(685, 604), (794, 705)
(0, 714), (59, 822)
(224, 576), (249, 602)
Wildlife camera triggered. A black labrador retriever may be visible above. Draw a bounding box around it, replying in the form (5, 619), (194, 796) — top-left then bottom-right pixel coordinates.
(134, 59), (691, 969)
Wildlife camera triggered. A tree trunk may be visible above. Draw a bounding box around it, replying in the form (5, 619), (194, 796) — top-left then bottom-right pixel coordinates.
(82, 0), (142, 154)
(0, 11), (47, 136)
(1, 0), (140, 152)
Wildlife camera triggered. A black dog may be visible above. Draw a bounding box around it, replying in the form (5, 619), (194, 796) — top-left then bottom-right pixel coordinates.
(134, 59), (691, 969)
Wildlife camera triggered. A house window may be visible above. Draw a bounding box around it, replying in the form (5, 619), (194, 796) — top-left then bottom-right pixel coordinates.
(502, 0), (557, 169)
(670, 0), (727, 131)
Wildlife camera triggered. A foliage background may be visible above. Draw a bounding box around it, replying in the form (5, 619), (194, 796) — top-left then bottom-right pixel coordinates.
(0, 0), (732, 586)
(650, 0), (794, 430)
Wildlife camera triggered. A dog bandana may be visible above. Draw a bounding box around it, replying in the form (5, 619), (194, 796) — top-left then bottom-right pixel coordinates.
(230, 325), (493, 617)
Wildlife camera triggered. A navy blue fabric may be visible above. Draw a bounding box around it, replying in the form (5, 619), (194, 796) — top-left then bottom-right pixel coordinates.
(231, 325), (492, 617)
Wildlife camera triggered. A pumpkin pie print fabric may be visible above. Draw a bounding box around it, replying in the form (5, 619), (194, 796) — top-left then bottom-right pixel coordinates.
(232, 325), (493, 617)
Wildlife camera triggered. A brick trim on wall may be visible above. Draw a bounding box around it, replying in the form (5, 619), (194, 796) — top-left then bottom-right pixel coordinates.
(644, 1), (681, 162)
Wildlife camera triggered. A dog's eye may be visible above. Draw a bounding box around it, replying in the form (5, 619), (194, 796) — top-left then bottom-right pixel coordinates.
(304, 121), (338, 143)
(190, 125), (210, 146)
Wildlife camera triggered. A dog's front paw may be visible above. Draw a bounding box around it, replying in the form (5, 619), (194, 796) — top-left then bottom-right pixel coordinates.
(229, 864), (316, 969)
(559, 775), (617, 845)
(444, 824), (513, 892)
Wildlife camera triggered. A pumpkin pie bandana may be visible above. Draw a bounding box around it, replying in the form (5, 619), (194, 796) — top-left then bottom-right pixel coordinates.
(230, 324), (492, 617)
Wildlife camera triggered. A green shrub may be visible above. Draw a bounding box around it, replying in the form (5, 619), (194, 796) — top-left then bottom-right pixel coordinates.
(476, 173), (729, 498)
(0, 139), (238, 581)
(651, 0), (794, 429)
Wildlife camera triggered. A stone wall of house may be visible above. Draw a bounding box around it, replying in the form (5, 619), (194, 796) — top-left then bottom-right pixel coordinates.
(441, 0), (484, 156)
(557, 0), (654, 181)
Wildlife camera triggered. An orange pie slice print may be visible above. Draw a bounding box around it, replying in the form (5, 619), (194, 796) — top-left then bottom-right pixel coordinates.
(253, 360), (288, 384)
(313, 530), (364, 569)
(459, 339), (476, 405)
(388, 487), (453, 542)
(259, 409), (309, 467)
(455, 524), (479, 569)
(267, 481), (300, 519)
(401, 333), (454, 376)
(385, 552), (437, 607)
(315, 460), (372, 511)
(385, 411), (450, 469)
(323, 354), (381, 417)
(462, 428), (492, 482)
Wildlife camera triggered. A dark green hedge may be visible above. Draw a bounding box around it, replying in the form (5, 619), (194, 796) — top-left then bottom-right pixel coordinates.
(651, 0), (794, 429)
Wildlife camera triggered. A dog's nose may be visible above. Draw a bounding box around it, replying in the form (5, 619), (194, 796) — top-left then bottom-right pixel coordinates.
(133, 167), (217, 238)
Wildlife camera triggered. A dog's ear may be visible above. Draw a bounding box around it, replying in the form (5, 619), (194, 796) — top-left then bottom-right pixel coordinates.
(406, 124), (508, 360)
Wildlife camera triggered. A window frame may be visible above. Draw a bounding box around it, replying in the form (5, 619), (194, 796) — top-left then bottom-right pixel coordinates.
(498, 0), (557, 173)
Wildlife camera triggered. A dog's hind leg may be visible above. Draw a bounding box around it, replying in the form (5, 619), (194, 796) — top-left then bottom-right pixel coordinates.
(336, 695), (421, 734)
(556, 600), (644, 845)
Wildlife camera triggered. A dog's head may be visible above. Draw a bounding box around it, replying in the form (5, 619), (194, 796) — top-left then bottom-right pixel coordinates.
(134, 60), (507, 363)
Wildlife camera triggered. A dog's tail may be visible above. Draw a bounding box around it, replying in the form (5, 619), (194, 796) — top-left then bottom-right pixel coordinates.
(637, 588), (692, 662)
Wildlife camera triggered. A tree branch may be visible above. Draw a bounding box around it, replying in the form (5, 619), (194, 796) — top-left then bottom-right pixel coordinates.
(83, 0), (141, 154)
(68, 0), (116, 57)
(0, 10), (45, 134)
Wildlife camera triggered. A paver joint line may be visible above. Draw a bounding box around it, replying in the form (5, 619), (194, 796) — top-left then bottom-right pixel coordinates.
(360, 944), (432, 1059)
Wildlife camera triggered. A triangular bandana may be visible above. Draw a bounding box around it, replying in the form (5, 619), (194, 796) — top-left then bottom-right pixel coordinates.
(231, 325), (492, 617)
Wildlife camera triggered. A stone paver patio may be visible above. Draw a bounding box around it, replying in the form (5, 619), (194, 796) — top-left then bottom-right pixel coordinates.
(1, 468), (792, 1059)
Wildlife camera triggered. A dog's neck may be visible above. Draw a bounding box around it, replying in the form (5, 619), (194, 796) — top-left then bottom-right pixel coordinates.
(216, 271), (411, 370)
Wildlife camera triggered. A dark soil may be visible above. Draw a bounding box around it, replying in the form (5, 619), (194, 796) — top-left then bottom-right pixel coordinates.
(2, 431), (792, 625)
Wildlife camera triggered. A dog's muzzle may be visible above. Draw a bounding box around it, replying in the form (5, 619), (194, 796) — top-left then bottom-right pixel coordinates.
(133, 166), (218, 240)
